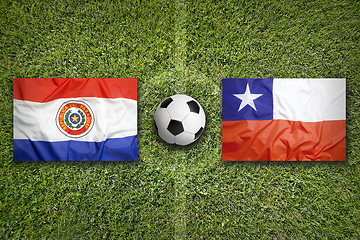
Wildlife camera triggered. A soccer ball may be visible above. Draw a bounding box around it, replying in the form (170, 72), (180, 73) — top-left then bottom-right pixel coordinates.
(154, 94), (206, 146)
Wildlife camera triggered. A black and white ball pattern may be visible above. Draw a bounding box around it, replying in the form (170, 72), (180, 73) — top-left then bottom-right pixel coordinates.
(154, 94), (206, 146)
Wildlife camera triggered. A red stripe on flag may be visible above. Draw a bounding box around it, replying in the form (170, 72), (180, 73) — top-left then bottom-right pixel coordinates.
(222, 120), (346, 161)
(14, 78), (137, 102)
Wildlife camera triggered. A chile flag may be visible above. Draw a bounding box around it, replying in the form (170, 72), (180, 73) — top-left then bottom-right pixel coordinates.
(222, 78), (346, 161)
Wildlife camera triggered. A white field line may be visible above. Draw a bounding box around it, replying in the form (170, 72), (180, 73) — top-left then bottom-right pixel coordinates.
(173, 0), (188, 239)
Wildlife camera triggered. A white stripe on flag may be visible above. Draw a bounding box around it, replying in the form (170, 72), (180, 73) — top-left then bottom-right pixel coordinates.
(14, 97), (137, 142)
(273, 78), (346, 122)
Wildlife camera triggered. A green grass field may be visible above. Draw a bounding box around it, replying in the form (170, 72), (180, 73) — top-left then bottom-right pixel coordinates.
(1, 0), (360, 238)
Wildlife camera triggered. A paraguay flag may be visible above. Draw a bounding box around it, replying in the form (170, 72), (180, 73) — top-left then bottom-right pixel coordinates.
(222, 78), (346, 161)
(14, 78), (137, 161)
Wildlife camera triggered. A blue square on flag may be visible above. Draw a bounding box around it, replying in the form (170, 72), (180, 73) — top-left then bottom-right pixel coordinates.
(14, 78), (138, 161)
(222, 78), (273, 121)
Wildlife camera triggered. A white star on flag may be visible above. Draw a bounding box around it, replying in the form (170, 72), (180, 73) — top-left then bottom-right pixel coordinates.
(233, 83), (263, 111)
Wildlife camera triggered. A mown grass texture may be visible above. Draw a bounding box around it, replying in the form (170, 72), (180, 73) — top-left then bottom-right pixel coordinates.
(1, 0), (360, 239)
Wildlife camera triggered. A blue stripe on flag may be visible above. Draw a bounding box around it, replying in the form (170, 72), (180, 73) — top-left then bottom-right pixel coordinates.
(14, 136), (137, 161)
